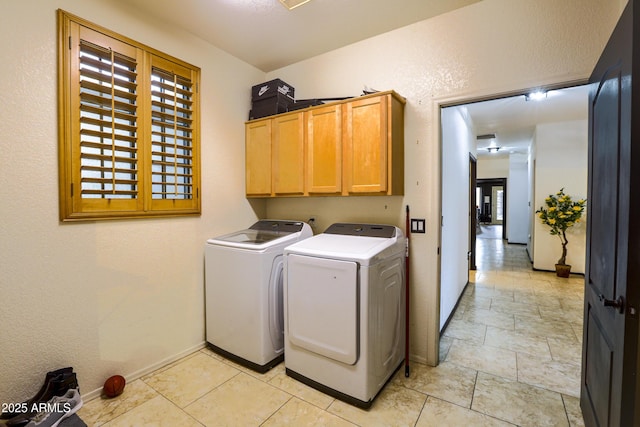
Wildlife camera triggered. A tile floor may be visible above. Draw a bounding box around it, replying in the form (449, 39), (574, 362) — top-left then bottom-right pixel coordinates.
(78, 228), (586, 426)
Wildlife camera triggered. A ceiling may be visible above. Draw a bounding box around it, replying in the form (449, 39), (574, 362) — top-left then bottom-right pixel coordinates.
(115, 0), (482, 72)
(457, 84), (590, 158)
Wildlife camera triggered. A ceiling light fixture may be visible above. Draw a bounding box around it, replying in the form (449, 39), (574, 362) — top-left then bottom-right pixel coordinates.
(525, 90), (547, 101)
(487, 147), (501, 153)
(279, 0), (312, 10)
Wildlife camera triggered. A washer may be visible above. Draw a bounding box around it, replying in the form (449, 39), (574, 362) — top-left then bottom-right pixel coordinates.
(283, 223), (406, 408)
(205, 220), (312, 372)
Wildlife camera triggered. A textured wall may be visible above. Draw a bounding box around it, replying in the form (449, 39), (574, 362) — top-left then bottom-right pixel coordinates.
(266, 0), (622, 364)
(0, 0), (264, 403)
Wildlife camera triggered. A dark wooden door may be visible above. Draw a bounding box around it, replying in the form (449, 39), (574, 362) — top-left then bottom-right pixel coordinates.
(581, 1), (640, 426)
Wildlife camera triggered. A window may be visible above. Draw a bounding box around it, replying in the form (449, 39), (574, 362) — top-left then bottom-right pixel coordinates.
(58, 10), (201, 220)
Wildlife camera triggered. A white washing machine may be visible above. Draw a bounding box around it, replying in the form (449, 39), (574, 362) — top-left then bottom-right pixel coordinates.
(283, 223), (406, 408)
(205, 220), (312, 372)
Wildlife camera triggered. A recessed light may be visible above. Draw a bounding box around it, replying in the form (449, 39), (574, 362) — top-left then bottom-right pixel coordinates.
(525, 91), (547, 101)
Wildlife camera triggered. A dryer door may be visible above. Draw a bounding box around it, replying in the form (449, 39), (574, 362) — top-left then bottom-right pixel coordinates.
(286, 254), (359, 365)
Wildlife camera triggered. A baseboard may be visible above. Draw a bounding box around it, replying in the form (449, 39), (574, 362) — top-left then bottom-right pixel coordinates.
(81, 341), (206, 402)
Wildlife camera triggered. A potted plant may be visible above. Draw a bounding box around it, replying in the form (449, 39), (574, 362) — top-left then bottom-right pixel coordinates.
(536, 188), (586, 277)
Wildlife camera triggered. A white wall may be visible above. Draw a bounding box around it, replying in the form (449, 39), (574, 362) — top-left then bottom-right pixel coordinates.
(478, 157), (509, 180)
(265, 0), (620, 365)
(440, 107), (475, 331)
(0, 0), (265, 403)
(508, 154), (530, 244)
(533, 120), (588, 273)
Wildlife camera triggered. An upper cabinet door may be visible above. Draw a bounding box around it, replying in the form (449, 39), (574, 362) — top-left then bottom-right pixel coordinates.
(245, 119), (272, 196)
(273, 112), (305, 195)
(343, 95), (388, 194)
(306, 104), (342, 194)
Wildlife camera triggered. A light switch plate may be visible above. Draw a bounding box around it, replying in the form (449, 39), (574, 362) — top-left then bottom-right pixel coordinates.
(411, 218), (426, 233)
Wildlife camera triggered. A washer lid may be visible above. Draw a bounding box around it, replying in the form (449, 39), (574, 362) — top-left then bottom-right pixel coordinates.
(207, 220), (312, 250)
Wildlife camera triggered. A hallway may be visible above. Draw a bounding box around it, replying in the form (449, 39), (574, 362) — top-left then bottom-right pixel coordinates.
(438, 235), (585, 425)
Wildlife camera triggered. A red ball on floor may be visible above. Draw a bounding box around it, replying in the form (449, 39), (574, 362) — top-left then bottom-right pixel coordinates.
(103, 375), (126, 398)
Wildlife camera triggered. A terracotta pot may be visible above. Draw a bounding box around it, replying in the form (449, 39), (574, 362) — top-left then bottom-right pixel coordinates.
(555, 264), (572, 278)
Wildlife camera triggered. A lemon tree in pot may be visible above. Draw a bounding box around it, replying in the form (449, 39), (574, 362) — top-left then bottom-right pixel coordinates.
(536, 188), (586, 278)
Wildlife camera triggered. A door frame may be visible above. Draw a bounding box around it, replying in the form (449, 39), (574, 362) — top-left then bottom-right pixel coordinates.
(432, 77), (588, 366)
(477, 177), (507, 240)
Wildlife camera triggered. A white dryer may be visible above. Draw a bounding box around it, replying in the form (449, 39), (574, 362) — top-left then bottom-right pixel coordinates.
(283, 223), (406, 408)
(205, 220), (312, 372)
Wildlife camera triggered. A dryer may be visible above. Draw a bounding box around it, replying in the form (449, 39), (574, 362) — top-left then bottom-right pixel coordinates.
(205, 220), (312, 372)
(283, 223), (406, 408)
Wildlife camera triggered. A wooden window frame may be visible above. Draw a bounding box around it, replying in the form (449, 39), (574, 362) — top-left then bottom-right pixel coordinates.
(57, 10), (201, 221)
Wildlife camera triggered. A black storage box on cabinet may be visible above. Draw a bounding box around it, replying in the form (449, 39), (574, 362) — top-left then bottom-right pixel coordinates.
(249, 93), (295, 120)
(251, 79), (295, 102)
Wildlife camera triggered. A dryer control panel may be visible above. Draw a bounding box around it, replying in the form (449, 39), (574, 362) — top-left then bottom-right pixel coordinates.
(324, 223), (397, 238)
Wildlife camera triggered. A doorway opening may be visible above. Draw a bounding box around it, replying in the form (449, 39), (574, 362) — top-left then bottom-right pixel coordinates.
(476, 177), (507, 241)
(439, 82), (590, 334)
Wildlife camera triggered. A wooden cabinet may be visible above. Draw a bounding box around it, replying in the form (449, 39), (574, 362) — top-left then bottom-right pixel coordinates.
(245, 112), (304, 197)
(245, 119), (271, 196)
(272, 112), (305, 195)
(306, 104), (342, 194)
(343, 92), (404, 195)
(245, 90), (405, 198)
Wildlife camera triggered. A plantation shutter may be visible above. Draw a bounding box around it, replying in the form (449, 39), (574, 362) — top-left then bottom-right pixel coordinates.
(59, 11), (200, 220)
(79, 42), (138, 197)
(148, 56), (199, 212)
(67, 24), (144, 216)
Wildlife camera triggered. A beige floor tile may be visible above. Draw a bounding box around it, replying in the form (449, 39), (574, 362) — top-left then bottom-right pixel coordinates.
(475, 287), (515, 301)
(446, 340), (517, 380)
(102, 395), (201, 427)
(140, 351), (201, 381)
(439, 335), (454, 362)
(539, 305), (584, 324)
(262, 397), (356, 427)
(515, 314), (579, 341)
(460, 293), (493, 310)
(485, 326), (552, 358)
(513, 292), (563, 308)
(571, 322), (584, 343)
(442, 318), (487, 345)
(561, 298), (585, 312)
(267, 368), (335, 410)
(392, 361), (477, 408)
(185, 372), (291, 426)
(517, 353), (581, 397)
(548, 337), (582, 365)
(463, 307), (515, 329)
(472, 372), (569, 427)
(490, 299), (541, 317)
(78, 379), (159, 426)
(327, 381), (426, 427)
(562, 395), (586, 427)
(143, 351), (240, 408)
(416, 396), (514, 427)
